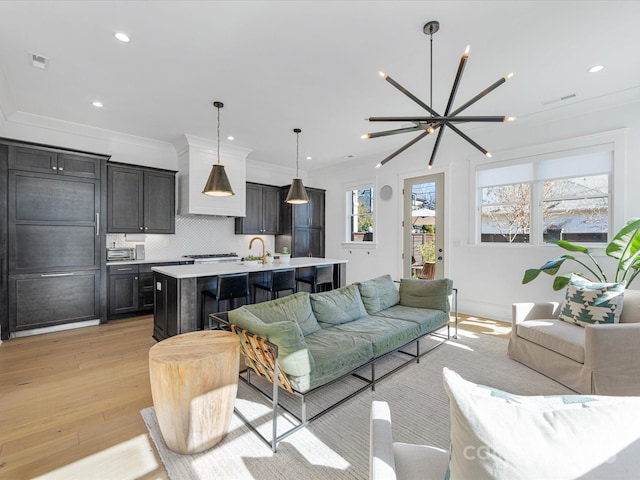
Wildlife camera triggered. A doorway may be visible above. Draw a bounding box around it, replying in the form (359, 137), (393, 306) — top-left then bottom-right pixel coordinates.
(403, 173), (444, 279)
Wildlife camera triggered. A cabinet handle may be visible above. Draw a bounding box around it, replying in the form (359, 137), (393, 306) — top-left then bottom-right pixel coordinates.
(52, 166), (58, 170)
(139, 226), (143, 230)
(116, 267), (134, 271)
(95, 213), (100, 235)
(144, 226), (148, 230)
(41, 272), (75, 277)
(59, 166), (64, 171)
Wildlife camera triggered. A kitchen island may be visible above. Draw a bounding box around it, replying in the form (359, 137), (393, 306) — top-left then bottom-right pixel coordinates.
(151, 257), (347, 341)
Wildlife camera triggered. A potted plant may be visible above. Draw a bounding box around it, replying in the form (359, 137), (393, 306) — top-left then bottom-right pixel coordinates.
(522, 217), (640, 290)
(279, 247), (291, 264)
(265, 251), (274, 264)
(243, 254), (260, 267)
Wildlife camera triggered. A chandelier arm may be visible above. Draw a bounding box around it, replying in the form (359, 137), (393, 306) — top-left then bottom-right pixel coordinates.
(378, 130), (431, 167)
(366, 126), (422, 139)
(383, 74), (441, 117)
(445, 122), (490, 156)
(428, 125), (447, 168)
(368, 116), (508, 123)
(449, 75), (511, 116)
(443, 49), (469, 116)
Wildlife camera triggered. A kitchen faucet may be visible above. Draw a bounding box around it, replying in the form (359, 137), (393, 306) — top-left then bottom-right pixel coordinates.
(249, 237), (266, 264)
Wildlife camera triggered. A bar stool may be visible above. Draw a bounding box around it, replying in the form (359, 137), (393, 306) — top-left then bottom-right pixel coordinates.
(296, 264), (334, 293)
(253, 268), (297, 301)
(201, 272), (250, 329)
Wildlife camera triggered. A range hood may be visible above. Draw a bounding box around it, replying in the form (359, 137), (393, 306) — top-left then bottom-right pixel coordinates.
(175, 134), (252, 216)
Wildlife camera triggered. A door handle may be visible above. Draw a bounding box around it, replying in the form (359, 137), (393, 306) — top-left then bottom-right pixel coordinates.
(41, 272), (75, 277)
(95, 212), (100, 235)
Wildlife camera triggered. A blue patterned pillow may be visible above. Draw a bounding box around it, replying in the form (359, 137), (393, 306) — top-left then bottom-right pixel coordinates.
(558, 274), (625, 327)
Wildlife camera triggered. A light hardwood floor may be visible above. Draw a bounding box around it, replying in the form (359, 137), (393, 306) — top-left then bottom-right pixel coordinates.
(0, 313), (509, 479)
(0, 315), (168, 480)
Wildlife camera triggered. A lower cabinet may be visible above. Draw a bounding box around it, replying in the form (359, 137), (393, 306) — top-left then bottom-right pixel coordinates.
(108, 262), (183, 319)
(9, 270), (100, 332)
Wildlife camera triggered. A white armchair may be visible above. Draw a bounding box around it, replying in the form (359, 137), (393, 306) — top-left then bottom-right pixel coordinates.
(369, 401), (448, 480)
(508, 289), (640, 395)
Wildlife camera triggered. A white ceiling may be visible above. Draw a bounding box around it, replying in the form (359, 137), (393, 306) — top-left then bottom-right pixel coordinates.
(0, 1), (638, 170)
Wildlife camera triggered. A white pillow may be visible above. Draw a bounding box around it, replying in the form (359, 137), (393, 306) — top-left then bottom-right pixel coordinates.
(442, 368), (640, 479)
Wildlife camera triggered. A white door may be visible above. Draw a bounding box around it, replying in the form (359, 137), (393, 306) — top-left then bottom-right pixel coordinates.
(403, 173), (445, 279)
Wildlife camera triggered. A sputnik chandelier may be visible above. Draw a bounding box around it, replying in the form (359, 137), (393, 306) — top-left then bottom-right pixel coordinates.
(363, 20), (516, 169)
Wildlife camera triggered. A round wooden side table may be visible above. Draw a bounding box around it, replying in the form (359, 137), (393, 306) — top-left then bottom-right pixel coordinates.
(149, 330), (240, 454)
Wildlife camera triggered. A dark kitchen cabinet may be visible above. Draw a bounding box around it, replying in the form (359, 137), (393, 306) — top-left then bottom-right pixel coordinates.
(235, 182), (281, 235)
(107, 262), (183, 319)
(8, 145), (101, 179)
(3, 139), (108, 337)
(276, 186), (325, 258)
(107, 163), (175, 234)
(108, 264), (139, 315)
(153, 272), (180, 341)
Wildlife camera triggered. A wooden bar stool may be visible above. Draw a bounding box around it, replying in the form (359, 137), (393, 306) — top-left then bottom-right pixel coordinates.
(149, 330), (240, 454)
(201, 272), (249, 329)
(253, 268), (296, 301)
(297, 264), (334, 293)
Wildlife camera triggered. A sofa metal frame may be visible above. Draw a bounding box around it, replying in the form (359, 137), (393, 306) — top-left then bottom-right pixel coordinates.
(211, 288), (458, 452)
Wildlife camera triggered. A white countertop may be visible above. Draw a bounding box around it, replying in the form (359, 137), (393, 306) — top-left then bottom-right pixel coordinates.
(152, 257), (347, 279)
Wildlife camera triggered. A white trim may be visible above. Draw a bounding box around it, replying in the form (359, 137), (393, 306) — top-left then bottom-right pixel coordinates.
(11, 319), (101, 338)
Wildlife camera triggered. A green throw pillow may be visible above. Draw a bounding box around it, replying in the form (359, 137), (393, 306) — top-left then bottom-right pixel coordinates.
(558, 274), (625, 327)
(310, 284), (368, 327)
(228, 307), (314, 377)
(399, 278), (452, 312)
(357, 274), (400, 314)
(243, 291), (320, 335)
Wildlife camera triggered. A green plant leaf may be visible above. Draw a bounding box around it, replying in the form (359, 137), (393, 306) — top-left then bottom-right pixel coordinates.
(522, 269), (540, 284)
(606, 217), (640, 262)
(553, 239), (591, 254)
(552, 274), (572, 291)
(538, 257), (568, 276)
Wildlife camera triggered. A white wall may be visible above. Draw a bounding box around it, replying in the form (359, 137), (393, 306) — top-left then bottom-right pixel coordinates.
(310, 89), (640, 321)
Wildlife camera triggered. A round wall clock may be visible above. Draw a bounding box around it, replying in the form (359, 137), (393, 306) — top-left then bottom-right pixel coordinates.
(380, 184), (393, 201)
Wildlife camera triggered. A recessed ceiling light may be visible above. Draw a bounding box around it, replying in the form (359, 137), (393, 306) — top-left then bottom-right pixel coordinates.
(227, 136), (234, 140)
(306, 156), (312, 160)
(588, 65), (604, 73)
(92, 101), (104, 108)
(114, 32), (130, 43)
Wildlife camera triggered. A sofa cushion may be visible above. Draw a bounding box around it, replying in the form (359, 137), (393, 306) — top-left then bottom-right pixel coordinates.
(243, 291), (320, 335)
(516, 318), (585, 363)
(228, 307), (314, 377)
(310, 284), (368, 328)
(373, 305), (449, 336)
(558, 274), (625, 327)
(399, 278), (452, 312)
(291, 328), (373, 392)
(443, 367), (640, 480)
(357, 274), (400, 314)
(328, 316), (421, 357)
(621, 289), (640, 323)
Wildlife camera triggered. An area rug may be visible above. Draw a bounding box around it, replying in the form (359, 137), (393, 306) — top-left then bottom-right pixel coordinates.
(141, 330), (572, 479)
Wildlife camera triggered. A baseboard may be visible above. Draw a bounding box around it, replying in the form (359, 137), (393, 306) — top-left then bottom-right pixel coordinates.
(11, 319), (101, 338)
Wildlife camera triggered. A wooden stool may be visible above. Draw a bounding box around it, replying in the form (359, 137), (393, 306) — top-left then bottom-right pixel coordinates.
(149, 331), (240, 454)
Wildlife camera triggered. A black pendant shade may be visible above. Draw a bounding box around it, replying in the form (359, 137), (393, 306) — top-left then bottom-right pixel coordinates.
(285, 128), (309, 204)
(203, 101), (234, 196)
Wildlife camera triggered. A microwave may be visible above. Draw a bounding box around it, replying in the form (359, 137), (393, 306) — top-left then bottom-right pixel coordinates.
(107, 248), (135, 261)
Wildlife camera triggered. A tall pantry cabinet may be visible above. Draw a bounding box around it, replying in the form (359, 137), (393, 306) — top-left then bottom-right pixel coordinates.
(0, 139), (108, 340)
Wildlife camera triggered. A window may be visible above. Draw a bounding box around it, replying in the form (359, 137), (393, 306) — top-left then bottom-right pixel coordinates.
(346, 185), (374, 242)
(477, 149), (612, 244)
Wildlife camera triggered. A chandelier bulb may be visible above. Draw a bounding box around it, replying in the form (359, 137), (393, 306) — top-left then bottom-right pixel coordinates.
(378, 71), (387, 79)
(464, 45), (470, 56)
(505, 116), (517, 122)
(505, 72), (515, 80)
(361, 134), (371, 139)
(485, 152), (493, 158)
(375, 163), (382, 169)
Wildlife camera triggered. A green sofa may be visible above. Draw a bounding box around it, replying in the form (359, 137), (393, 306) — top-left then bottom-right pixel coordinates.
(224, 274), (455, 451)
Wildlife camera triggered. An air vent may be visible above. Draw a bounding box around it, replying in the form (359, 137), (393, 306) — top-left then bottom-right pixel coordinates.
(30, 53), (48, 70)
(541, 93), (576, 105)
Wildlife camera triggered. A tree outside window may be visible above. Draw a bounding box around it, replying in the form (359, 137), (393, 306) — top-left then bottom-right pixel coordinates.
(348, 187), (374, 242)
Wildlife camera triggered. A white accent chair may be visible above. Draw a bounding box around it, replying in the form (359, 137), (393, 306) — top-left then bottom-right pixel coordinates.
(508, 289), (640, 395)
(369, 400), (448, 480)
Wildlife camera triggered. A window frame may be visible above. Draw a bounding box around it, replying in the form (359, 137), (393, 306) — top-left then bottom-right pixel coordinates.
(342, 179), (377, 248)
(471, 130), (626, 246)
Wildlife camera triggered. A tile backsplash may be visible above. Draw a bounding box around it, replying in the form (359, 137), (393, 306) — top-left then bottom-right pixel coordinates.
(106, 215), (275, 260)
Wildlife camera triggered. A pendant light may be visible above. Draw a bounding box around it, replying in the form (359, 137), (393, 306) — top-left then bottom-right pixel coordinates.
(285, 128), (309, 204)
(363, 20), (515, 169)
(203, 101), (234, 196)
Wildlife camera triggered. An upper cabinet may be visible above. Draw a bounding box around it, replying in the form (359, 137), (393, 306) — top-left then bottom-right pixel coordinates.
(235, 183), (281, 234)
(277, 186), (326, 258)
(107, 163), (175, 234)
(9, 145), (101, 179)
(175, 134), (252, 217)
